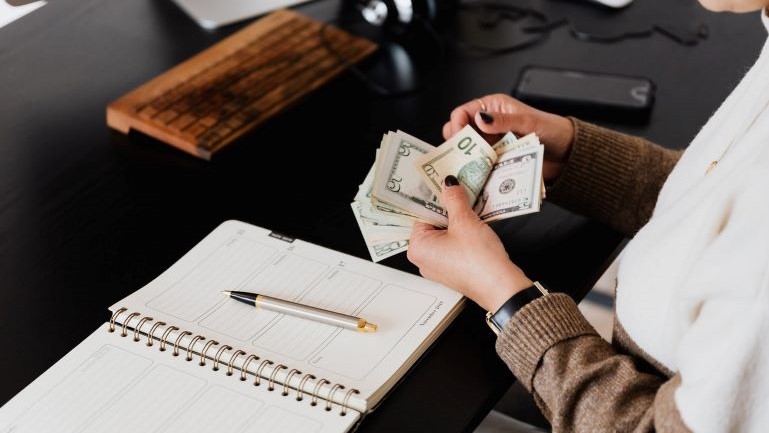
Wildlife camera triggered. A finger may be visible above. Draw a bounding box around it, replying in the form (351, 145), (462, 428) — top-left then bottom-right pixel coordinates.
(442, 121), (452, 140)
(441, 176), (479, 227)
(474, 110), (533, 137)
(408, 221), (442, 266)
(448, 105), (474, 137)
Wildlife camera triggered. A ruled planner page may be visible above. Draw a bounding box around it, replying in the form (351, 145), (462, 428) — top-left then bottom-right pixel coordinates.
(0, 326), (359, 433)
(111, 220), (464, 412)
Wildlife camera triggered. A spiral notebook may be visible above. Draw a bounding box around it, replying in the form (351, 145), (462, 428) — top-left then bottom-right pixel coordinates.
(0, 220), (464, 433)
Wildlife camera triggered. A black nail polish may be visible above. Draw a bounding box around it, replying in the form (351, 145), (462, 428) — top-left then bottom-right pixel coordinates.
(444, 175), (459, 187)
(479, 112), (494, 124)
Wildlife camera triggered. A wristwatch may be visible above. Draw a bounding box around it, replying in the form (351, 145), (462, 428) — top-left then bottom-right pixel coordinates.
(485, 281), (549, 336)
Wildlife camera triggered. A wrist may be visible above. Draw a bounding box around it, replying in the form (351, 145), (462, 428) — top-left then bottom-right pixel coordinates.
(485, 281), (550, 336)
(483, 276), (533, 313)
(540, 115), (574, 183)
(546, 114), (575, 161)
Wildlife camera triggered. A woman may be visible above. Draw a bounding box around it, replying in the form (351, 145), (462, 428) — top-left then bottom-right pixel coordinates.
(407, 2), (769, 432)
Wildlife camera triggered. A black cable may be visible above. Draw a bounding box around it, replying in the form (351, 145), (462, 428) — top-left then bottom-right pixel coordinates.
(449, 2), (553, 55)
(570, 27), (653, 43)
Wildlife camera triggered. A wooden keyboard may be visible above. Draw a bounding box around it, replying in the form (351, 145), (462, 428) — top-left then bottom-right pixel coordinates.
(107, 10), (377, 160)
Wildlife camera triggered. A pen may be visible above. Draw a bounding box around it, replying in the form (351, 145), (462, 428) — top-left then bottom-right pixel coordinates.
(222, 291), (378, 332)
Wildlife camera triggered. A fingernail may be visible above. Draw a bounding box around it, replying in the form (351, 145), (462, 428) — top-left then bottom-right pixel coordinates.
(444, 175), (459, 187)
(479, 112), (494, 124)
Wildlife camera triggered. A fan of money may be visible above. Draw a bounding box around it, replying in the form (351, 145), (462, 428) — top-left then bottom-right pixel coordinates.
(352, 125), (545, 262)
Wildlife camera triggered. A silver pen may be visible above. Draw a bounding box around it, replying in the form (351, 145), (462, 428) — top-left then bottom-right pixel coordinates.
(222, 291), (378, 332)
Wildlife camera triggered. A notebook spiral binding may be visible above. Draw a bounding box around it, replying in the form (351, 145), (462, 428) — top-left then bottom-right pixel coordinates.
(108, 307), (360, 416)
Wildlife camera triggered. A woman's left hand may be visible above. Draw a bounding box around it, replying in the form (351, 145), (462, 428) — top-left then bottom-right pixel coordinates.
(407, 176), (533, 312)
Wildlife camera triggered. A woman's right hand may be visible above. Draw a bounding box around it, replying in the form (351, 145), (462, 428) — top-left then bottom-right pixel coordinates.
(442, 94), (575, 182)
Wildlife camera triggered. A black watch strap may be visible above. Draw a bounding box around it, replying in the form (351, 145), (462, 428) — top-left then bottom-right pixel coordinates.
(485, 281), (549, 336)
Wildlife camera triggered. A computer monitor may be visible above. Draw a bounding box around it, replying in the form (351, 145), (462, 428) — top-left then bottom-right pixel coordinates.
(171, 0), (314, 29)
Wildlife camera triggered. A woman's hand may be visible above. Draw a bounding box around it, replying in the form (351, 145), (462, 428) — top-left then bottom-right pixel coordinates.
(442, 94), (575, 182)
(407, 176), (533, 313)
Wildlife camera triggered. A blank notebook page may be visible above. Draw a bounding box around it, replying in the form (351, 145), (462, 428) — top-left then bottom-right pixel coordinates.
(0, 326), (358, 433)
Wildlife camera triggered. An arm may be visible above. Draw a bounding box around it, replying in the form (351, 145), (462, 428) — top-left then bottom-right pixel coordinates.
(496, 255), (769, 433)
(495, 294), (689, 432)
(547, 118), (682, 236)
(443, 95), (682, 237)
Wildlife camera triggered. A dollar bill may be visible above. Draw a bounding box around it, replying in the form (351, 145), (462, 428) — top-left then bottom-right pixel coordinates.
(492, 132), (519, 155)
(372, 131), (448, 227)
(475, 144), (544, 222)
(493, 132), (546, 201)
(414, 124), (497, 207)
(496, 131), (547, 154)
(351, 201), (409, 262)
(354, 162), (377, 203)
(357, 159), (411, 225)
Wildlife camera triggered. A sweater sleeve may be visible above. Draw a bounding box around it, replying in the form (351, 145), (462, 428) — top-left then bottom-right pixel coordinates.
(547, 118), (682, 236)
(494, 294), (692, 432)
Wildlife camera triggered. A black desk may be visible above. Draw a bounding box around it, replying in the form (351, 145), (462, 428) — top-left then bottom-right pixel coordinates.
(0, 0), (764, 431)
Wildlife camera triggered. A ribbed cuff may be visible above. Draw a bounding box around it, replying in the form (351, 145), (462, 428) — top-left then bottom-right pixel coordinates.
(495, 293), (597, 392)
(547, 118), (642, 224)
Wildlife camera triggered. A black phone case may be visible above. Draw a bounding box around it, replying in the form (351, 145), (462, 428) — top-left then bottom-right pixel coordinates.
(513, 66), (656, 124)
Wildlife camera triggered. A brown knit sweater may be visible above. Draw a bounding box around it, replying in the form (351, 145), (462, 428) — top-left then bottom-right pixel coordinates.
(494, 118), (686, 432)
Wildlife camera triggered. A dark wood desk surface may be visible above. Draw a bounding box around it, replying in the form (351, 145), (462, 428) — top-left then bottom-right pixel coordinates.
(0, 0), (764, 431)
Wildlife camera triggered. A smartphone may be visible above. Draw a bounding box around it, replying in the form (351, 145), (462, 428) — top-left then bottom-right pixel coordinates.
(513, 66), (655, 123)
